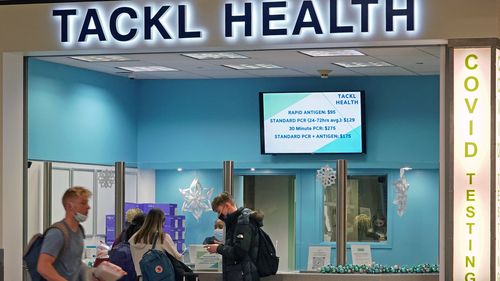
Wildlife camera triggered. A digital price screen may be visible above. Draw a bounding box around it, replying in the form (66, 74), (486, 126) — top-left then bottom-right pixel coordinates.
(260, 91), (365, 154)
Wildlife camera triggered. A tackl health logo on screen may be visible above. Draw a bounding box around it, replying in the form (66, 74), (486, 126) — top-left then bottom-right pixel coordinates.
(52, 0), (420, 47)
(453, 48), (492, 281)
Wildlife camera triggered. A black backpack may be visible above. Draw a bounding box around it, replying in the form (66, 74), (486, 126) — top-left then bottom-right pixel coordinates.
(253, 227), (279, 277)
(239, 209), (279, 277)
(163, 250), (198, 281)
(108, 241), (137, 281)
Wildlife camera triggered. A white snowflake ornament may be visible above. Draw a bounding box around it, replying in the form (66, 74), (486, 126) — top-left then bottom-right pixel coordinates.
(179, 178), (214, 221)
(316, 164), (336, 187)
(393, 168), (411, 216)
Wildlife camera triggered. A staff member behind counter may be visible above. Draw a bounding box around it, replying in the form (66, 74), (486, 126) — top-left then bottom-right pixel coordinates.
(203, 219), (224, 245)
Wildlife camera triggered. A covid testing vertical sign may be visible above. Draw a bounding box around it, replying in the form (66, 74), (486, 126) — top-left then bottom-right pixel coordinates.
(453, 48), (491, 281)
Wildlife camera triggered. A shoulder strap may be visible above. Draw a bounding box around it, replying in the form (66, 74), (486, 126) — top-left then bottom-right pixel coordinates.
(45, 221), (70, 257)
(151, 232), (159, 250)
(48, 221), (85, 252)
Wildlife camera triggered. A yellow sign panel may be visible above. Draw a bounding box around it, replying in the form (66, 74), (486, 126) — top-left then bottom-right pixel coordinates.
(453, 48), (491, 281)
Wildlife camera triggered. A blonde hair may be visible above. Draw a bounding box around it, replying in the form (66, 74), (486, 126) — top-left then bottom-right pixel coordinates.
(62, 186), (91, 206)
(126, 208), (143, 223)
(354, 214), (372, 233)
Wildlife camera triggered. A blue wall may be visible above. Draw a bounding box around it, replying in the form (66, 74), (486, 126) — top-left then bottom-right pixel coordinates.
(295, 169), (439, 267)
(28, 59), (440, 268)
(155, 170), (224, 246)
(28, 59), (138, 164)
(140, 76), (440, 267)
(137, 76), (439, 169)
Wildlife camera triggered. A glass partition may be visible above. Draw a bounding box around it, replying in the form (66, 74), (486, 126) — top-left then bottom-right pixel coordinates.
(26, 161), (140, 238)
(323, 175), (388, 243)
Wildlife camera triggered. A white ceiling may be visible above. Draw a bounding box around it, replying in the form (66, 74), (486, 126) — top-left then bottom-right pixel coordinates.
(35, 45), (441, 80)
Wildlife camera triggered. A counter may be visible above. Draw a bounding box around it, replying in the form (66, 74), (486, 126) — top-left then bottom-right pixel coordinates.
(195, 271), (439, 281)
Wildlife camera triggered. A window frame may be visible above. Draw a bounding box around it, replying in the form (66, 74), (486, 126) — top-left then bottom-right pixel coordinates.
(319, 170), (397, 250)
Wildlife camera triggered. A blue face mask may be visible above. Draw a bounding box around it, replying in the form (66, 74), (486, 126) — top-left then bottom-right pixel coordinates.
(71, 203), (87, 223)
(74, 212), (87, 223)
(214, 229), (224, 241)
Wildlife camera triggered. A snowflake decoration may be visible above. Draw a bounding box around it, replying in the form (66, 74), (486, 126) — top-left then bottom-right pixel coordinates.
(393, 168), (411, 216)
(97, 169), (115, 188)
(179, 178), (214, 221)
(316, 164), (336, 187)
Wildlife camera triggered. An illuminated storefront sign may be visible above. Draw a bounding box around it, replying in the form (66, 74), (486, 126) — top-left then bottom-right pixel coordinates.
(52, 0), (420, 47)
(454, 48), (492, 281)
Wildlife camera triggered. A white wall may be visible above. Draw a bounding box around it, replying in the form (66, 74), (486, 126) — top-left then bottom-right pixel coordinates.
(26, 162), (155, 238)
(137, 169), (155, 203)
(2, 52), (24, 281)
(27, 162), (43, 237)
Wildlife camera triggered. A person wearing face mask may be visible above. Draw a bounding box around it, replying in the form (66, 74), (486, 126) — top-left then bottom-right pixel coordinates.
(205, 192), (263, 281)
(203, 219), (225, 245)
(38, 186), (91, 281)
(37, 186), (126, 281)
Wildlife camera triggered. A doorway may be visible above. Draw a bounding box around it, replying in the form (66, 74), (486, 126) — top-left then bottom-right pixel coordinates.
(234, 175), (295, 272)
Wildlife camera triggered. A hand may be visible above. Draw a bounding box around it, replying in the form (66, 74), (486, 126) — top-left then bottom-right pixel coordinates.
(93, 261), (127, 281)
(204, 244), (219, 254)
(101, 261), (127, 274)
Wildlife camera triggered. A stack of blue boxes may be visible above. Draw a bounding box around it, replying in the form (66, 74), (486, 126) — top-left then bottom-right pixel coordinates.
(106, 202), (186, 252)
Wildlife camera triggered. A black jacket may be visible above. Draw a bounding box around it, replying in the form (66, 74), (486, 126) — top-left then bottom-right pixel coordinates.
(217, 207), (263, 281)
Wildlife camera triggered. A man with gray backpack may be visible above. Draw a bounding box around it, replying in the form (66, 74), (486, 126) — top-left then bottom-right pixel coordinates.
(27, 186), (92, 281)
(24, 186), (126, 281)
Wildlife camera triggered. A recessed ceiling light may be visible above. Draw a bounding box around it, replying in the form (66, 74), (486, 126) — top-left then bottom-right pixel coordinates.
(299, 50), (365, 57)
(70, 55), (132, 62)
(223, 64), (283, 70)
(334, 61), (393, 68)
(177, 168), (183, 172)
(117, 66), (178, 72)
(182, 52), (248, 60)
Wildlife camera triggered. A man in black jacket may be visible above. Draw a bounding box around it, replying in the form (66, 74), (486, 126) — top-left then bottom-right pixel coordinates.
(205, 192), (262, 281)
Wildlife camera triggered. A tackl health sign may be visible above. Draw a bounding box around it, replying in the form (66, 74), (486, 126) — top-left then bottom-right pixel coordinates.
(453, 48), (492, 281)
(52, 0), (418, 47)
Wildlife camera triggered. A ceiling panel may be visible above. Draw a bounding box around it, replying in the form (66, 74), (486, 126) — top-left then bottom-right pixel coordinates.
(194, 71), (259, 79)
(32, 45), (443, 79)
(349, 67), (417, 76)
